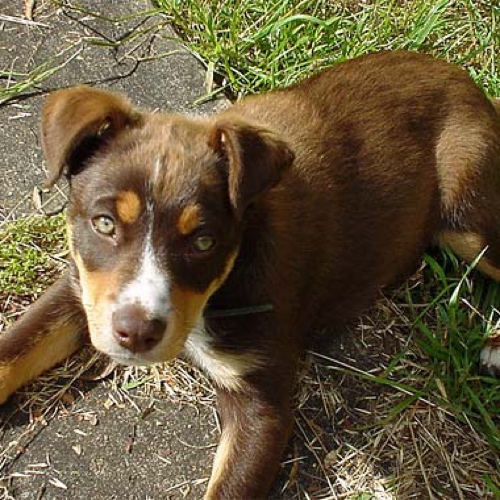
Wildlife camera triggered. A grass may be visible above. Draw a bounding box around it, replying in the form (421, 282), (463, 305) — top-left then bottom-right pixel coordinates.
(155, 0), (499, 99)
(0, 43), (83, 105)
(405, 252), (500, 450)
(1, 0), (500, 498)
(0, 214), (67, 299)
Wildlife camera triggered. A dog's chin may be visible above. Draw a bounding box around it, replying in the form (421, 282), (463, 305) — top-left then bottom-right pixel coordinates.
(104, 347), (178, 366)
(108, 353), (157, 367)
(96, 340), (183, 367)
(89, 324), (189, 367)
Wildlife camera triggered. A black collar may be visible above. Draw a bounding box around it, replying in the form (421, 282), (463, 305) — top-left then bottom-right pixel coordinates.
(204, 304), (274, 318)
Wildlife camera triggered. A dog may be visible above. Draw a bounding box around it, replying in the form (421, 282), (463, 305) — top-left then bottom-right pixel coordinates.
(1, 50), (499, 498)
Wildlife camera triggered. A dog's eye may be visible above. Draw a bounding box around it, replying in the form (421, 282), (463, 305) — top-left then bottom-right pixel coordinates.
(193, 234), (216, 253)
(92, 215), (116, 236)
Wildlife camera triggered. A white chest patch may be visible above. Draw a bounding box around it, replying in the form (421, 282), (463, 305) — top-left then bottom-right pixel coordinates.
(184, 320), (262, 391)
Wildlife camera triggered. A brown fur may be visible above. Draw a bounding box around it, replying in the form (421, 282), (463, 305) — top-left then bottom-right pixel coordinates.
(1, 51), (500, 498)
(0, 275), (86, 404)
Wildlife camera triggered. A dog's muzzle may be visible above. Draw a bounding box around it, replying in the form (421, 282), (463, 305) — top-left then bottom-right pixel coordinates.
(112, 304), (166, 353)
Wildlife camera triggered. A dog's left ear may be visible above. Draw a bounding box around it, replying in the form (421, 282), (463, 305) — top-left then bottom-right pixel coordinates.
(41, 86), (141, 188)
(210, 117), (295, 218)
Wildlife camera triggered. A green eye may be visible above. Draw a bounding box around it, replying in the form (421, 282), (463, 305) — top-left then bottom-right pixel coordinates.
(92, 215), (116, 236)
(193, 234), (216, 252)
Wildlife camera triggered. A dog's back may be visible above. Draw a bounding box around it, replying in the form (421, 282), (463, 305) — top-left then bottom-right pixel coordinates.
(216, 51), (500, 333)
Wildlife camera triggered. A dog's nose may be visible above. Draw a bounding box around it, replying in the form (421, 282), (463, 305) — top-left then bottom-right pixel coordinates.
(112, 305), (165, 353)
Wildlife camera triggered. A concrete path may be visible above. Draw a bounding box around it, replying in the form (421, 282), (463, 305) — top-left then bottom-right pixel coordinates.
(0, 2), (232, 499)
(0, 0), (223, 220)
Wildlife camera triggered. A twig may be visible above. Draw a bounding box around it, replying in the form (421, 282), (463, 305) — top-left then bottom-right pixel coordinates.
(0, 15), (48, 28)
(409, 424), (435, 499)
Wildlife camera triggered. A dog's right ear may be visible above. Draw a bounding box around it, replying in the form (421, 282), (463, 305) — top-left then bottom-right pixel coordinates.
(41, 86), (140, 188)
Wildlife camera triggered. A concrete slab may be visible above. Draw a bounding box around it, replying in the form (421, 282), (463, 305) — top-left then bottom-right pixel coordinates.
(1, 383), (217, 499)
(0, 0), (223, 220)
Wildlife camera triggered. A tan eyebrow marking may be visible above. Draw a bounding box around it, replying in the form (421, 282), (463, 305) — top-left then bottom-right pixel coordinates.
(116, 190), (141, 224)
(177, 204), (202, 235)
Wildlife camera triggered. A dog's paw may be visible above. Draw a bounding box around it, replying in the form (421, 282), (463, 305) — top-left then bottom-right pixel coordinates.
(480, 333), (500, 377)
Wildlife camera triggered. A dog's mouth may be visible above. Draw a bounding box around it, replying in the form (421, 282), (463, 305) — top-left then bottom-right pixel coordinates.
(86, 306), (199, 366)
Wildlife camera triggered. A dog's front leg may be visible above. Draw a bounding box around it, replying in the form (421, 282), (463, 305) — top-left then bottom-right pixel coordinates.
(0, 272), (87, 404)
(205, 374), (294, 500)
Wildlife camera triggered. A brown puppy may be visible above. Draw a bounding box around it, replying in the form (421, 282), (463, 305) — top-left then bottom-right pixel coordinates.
(1, 51), (499, 498)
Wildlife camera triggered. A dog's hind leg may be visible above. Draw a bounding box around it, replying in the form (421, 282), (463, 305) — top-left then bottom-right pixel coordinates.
(437, 230), (500, 377)
(437, 231), (500, 281)
(434, 95), (500, 376)
(0, 272), (87, 404)
(435, 98), (500, 377)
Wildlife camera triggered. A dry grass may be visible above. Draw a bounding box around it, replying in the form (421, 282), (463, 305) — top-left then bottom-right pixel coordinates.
(1, 255), (499, 498)
(283, 292), (500, 499)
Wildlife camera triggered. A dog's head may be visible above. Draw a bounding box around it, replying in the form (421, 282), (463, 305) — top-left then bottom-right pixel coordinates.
(41, 86), (294, 366)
